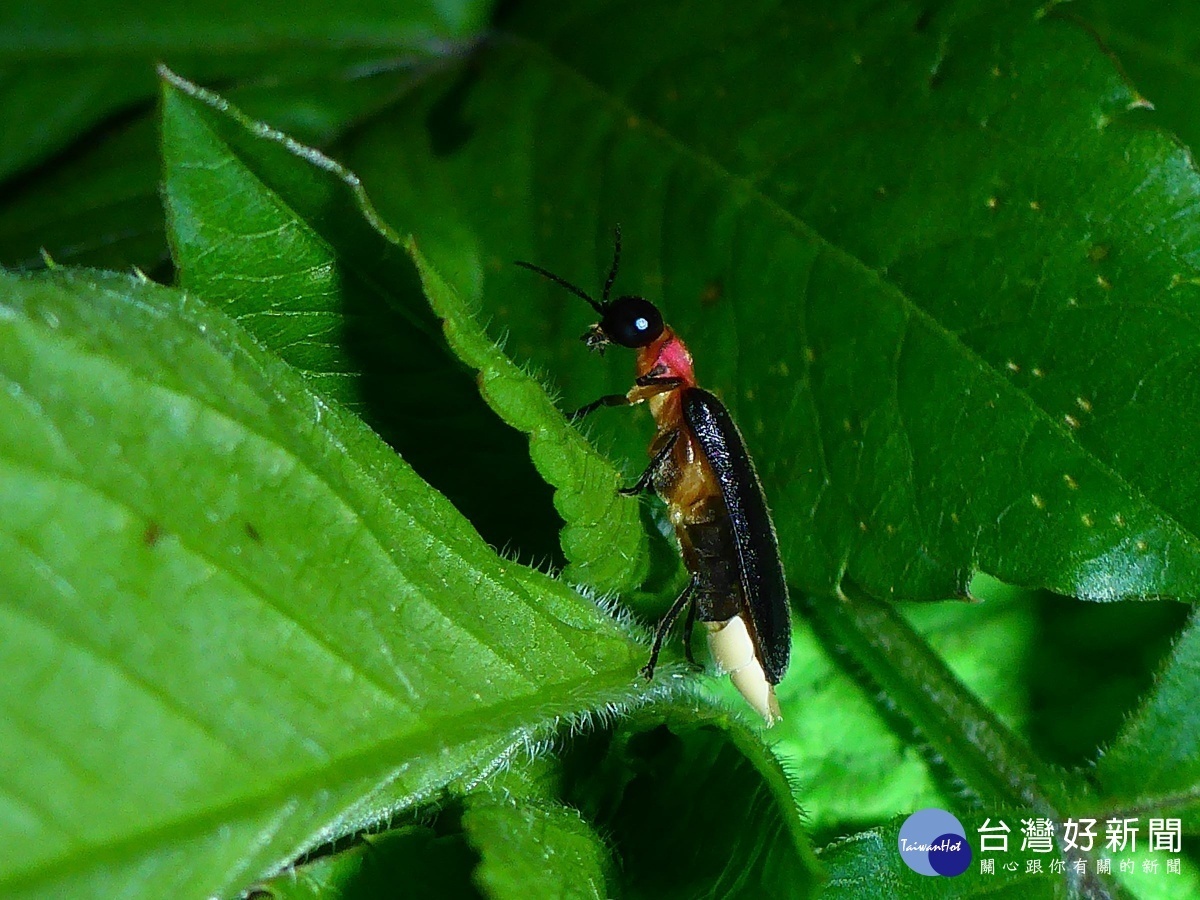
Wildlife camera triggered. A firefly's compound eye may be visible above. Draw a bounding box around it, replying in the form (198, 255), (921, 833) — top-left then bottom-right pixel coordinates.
(602, 295), (664, 348)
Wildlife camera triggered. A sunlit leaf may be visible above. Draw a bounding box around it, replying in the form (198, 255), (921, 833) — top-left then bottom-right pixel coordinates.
(0, 269), (650, 899)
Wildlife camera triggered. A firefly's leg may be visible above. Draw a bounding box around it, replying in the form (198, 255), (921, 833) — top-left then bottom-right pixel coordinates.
(572, 375), (683, 422)
(618, 430), (680, 497)
(568, 394), (630, 422)
(641, 578), (696, 680)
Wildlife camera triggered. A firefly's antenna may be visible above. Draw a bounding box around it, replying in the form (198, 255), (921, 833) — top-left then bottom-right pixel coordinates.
(514, 260), (604, 313)
(515, 225), (624, 313)
(602, 225), (622, 306)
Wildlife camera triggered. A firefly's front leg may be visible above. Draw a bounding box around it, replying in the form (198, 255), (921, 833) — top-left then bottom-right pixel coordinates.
(568, 394), (631, 422)
(569, 374), (685, 422)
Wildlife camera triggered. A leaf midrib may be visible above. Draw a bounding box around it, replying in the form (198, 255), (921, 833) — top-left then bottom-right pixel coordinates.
(0, 675), (654, 893)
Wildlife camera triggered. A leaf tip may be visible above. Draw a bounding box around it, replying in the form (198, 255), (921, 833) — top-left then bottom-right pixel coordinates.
(156, 63), (189, 90)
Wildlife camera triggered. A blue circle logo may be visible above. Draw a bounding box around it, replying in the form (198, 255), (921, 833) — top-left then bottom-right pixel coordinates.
(897, 808), (972, 877)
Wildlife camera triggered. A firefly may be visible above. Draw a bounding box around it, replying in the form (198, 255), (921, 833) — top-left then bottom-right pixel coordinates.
(517, 228), (791, 724)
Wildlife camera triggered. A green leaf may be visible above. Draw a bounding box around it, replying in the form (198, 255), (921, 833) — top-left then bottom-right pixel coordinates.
(0, 64), (422, 273)
(1094, 609), (1200, 825)
(0, 118), (166, 273)
(1025, 593), (1190, 767)
(254, 827), (480, 899)
(0, 63), (152, 184)
(0, 0), (490, 181)
(408, 243), (648, 590)
(819, 815), (1063, 900)
(0, 268), (655, 899)
(12, 2), (1200, 894)
(805, 584), (1069, 814)
(1108, 851), (1200, 900)
(259, 757), (618, 900)
(160, 69), (648, 591)
(1071, 2), (1200, 155)
(247, 708), (817, 900)
(323, 8), (1200, 883)
(564, 709), (821, 899)
(766, 578), (1037, 830)
(341, 0), (1200, 605)
(462, 796), (614, 899)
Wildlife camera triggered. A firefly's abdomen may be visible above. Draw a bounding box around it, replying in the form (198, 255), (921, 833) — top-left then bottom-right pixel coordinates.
(649, 387), (791, 723)
(679, 388), (791, 685)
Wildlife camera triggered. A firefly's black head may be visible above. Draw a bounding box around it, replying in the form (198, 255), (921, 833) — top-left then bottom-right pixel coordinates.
(516, 226), (665, 353)
(588, 294), (664, 351)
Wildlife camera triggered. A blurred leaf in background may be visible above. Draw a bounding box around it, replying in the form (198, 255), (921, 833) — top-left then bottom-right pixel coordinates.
(4, 0), (1200, 898)
(0, 0), (488, 272)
